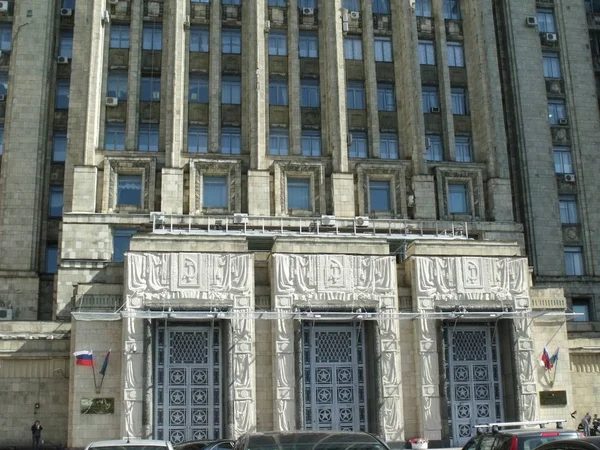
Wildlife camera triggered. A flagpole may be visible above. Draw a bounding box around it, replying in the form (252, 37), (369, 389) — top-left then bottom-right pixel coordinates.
(97, 348), (111, 391)
(91, 353), (99, 393)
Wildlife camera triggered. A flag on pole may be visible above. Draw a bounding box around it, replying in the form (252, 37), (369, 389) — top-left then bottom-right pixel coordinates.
(73, 350), (94, 367)
(541, 347), (553, 370)
(99, 349), (111, 376)
(550, 348), (559, 366)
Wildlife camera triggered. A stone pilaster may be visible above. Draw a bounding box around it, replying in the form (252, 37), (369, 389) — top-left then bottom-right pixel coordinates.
(362, 0), (380, 158)
(247, 170), (271, 216)
(161, 168), (183, 214)
(208, 0), (222, 154)
(72, 166), (98, 213)
(288, 0), (302, 156)
(331, 173), (356, 218)
(412, 175), (437, 219)
(125, 0), (143, 150)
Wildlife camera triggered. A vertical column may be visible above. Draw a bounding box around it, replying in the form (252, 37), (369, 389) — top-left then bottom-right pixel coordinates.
(122, 314), (145, 439)
(272, 304), (296, 431)
(288, 0), (302, 156)
(512, 317), (539, 422)
(208, 0), (222, 153)
(362, 0), (381, 157)
(125, 0), (143, 150)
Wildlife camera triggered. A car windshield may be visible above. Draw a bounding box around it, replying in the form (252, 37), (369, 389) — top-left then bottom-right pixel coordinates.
(247, 434), (387, 450)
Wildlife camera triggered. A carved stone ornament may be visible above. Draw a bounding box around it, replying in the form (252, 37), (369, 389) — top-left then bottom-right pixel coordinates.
(273, 161), (325, 216)
(189, 158), (242, 214)
(102, 156), (156, 213)
(356, 163), (408, 218)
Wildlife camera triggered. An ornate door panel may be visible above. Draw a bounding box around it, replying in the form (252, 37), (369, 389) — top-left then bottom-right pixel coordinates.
(302, 323), (367, 431)
(447, 325), (503, 446)
(155, 324), (222, 443)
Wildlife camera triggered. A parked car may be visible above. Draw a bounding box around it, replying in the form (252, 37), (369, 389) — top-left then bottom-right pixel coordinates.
(174, 440), (235, 450)
(535, 437), (600, 450)
(84, 439), (174, 450)
(234, 431), (390, 450)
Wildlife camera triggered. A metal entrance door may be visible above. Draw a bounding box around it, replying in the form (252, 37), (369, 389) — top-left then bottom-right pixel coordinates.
(154, 323), (222, 444)
(447, 325), (503, 446)
(302, 323), (367, 431)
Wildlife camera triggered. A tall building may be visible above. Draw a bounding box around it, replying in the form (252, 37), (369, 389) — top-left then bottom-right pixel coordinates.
(0, 0), (598, 448)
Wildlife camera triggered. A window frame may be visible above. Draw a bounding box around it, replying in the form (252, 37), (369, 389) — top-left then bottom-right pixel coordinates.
(299, 32), (319, 58)
(422, 86), (439, 113)
(222, 28), (242, 54)
(222, 77), (241, 104)
(0, 24), (12, 52)
(190, 26), (210, 53)
(374, 37), (393, 62)
(49, 186), (64, 218)
(426, 134), (443, 161)
(269, 129), (290, 156)
(203, 175), (229, 209)
(56, 79), (70, 110)
(553, 146), (573, 174)
(188, 126), (208, 153)
(418, 40), (436, 65)
(112, 229), (137, 263)
(117, 174), (143, 206)
(559, 195), (579, 224)
(301, 131), (321, 157)
(349, 131), (368, 158)
(44, 245), (59, 274)
(300, 79), (320, 107)
(138, 124), (159, 152)
(59, 30), (73, 59)
(451, 87), (468, 115)
(537, 8), (556, 33)
(221, 127), (241, 154)
(369, 179), (392, 212)
(542, 52), (562, 79)
(447, 41), (465, 67)
(287, 177), (311, 211)
(346, 82), (366, 110)
(377, 83), (396, 111)
(105, 123), (126, 151)
(448, 182), (469, 214)
(268, 30), (288, 56)
(443, 0), (461, 20)
(564, 246), (584, 276)
(548, 99), (567, 125)
(415, 0), (432, 17)
(455, 137), (472, 162)
(344, 36), (363, 60)
(110, 25), (130, 49)
(269, 79), (289, 106)
(107, 72), (128, 100)
(189, 75), (209, 103)
(572, 298), (591, 322)
(379, 133), (398, 159)
(373, 0), (390, 15)
(140, 76), (161, 102)
(52, 131), (67, 162)
(142, 24), (162, 51)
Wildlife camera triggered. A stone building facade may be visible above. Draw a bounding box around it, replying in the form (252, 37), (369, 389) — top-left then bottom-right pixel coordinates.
(0, 0), (598, 448)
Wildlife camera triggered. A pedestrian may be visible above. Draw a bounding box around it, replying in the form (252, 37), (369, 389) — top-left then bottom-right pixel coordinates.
(582, 413), (592, 437)
(31, 420), (43, 450)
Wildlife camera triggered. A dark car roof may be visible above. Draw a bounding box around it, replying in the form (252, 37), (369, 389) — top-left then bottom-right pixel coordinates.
(488, 429), (581, 437)
(242, 431), (389, 449)
(175, 440), (234, 450)
(535, 437), (600, 450)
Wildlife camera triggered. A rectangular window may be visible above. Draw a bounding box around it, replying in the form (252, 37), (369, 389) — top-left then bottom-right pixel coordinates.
(451, 88), (467, 115)
(553, 147), (573, 174)
(110, 25), (130, 49)
(537, 8), (556, 33)
(62, 0), (76, 8)
(189, 76), (209, 103)
(418, 40), (435, 65)
(344, 0), (360, 10)
(107, 72), (128, 100)
(344, 37), (363, 60)
(140, 77), (161, 101)
(0, 124), (3, 156)
(190, 26), (210, 52)
(203, 176), (229, 208)
(299, 32), (319, 58)
(374, 37), (392, 62)
(221, 127), (241, 154)
(455, 137), (472, 162)
(377, 84), (396, 111)
(426, 134), (443, 161)
(188, 126), (208, 153)
(301, 131), (321, 156)
(45, 245), (59, 274)
(349, 132), (368, 158)
(346, 82), (365, 109)
(572, 298), (591, 322)
(222, 29), (241, 54)
(369, 180), (391, 212)
(222, 77), (241, 104)
(443, 0), (461, 20)
(586, 0), (600, 14)
(543, 52), (561, 79)
(548, 99), (566, 125)
(564, 246), (584, 276)
(0, 73), (7, 96)
(142, 24), (162, 51)
(373, 0), (390, 14)
(269, 31), (288, 56)
(415, 0), (432, 17)
(447, 42), (465, 67)
(105, 124), (126, 151)
(380, 133), (398, 159)
(223, 0), (241, 4)
(301, 80), (320, 107)
(298, 0), (317, 7)
(56, 80), (70, 110)
(287, 178), (310, 210)
(448, 183), (469, 214)
(269, 129), (289, 156)
(269, 79), (289, 106)
(559, 195), (578, 224)
(112, 229), (136, 263)
(422, 86), (439, 112)
(117, 174), (142, 206)
(59, 30), (73, 59)
(0, 24), (12, 52)
(269, 0), (287, 6)
(53, 131), (67, 162)
(138, 124), (159, 152)
(49, 186), (64, 218)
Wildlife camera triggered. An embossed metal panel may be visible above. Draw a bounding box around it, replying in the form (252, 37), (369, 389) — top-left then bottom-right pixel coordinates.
(303, 323), (367, 431)
(446, 325), (503, 446)
(154, 324), (221, 443)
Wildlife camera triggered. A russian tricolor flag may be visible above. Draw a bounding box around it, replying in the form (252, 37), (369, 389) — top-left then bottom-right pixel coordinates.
(73, 350), (94, 366)
(541, 347), (553, 370)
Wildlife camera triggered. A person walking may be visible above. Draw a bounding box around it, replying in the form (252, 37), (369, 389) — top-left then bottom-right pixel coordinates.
(31, 420), (43, 450)
(582, 413), (592, 437)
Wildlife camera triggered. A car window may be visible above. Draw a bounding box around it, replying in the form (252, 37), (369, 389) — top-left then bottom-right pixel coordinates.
(463, 436), (482, 450)
(520, 437), (577, 450)
(480, 436), (499, 450)
(214, 444), (234, 450)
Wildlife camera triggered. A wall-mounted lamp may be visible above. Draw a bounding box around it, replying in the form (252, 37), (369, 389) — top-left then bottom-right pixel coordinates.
(34, 403), (40, 409)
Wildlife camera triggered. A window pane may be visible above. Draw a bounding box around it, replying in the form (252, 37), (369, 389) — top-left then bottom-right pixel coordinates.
(370, 180), (391, 212)
(564, 247), (584, 276)
(373, 0), (390, 14)
(444, 0), (461, 20)
(269, 31), (287, 56)
(426, 135), (443, 161)
(415, 0), (432, 16)
(45, 246), (59, 274)
(447, 42), (464, 67)
(269, 130), (289, 156)
(222, 77), (241, 104)
(559, 195), (578, 224)
(451, 88), (467, 115)
(299, 32), (318, 58)
(107, 72), (128, 100)
(110, 25), (130, 49)
(448, 183), (468, 213)
(301, 80), (320, 107)
(203, 176), (228, 208)
(573, 300), (590, 322)
(56, 80), (70, 109)
(302, 132), (321, 156)
(49, 186), (64, 218)
(349, 132), (367, 158)
(380, 134), (398, 159)
(419, 41), (435, 65)
(190, 27), (210, 52)
(374, 37), (392, 62)
(188, 127), (208, 153)
(221, 128), (241, 154)
(59, 31), (73, 58)
(455, 137), (472, 162)
(287, 178), (310, 210)
(377, 84), (395, 111)
(344, 37), (363, 60)
(0, 24), (12, 52)
(53, 131), (67, 162)
(189, 76), (209, 103)
(553, 147), (572, 174)
(118, 175), (142, 205)
(222, 29), (241, 54)
(105, 124), (126, 151)
(143, 24), (162, 50)
(542, 52), (561, 78)
(269, 79), (289, 106)
(138, 124), (159, 151)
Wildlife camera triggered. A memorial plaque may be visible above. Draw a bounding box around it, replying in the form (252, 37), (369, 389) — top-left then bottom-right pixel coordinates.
(81, 398), (115, 414)
(539, 390), (567, 406)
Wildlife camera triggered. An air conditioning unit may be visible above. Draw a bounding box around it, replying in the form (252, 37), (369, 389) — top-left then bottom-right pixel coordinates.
(302, 7), (315, 15)
(106, 97), (118, 106)
(347, 133), (353, 146)
(525, 16), (538, 26)
(0, 1), (8, 14)
(61, 8), (73, 17)
(563, 173), (576, 183)
(233, 213), (249, 224)
(355, 216), (370, 227)
(0, 308), (13, 321)
(265, 20), (271, 32)
(57, 56), (70, 64)
(184, 15), (191, 29)
(320, 215), (336, 226)
(108, 0), (119, 4)
(349, 11), (360, 19)
(545, 32), (558, 42)
(559, 118), (568, 125)
(430, 106), (440, 113)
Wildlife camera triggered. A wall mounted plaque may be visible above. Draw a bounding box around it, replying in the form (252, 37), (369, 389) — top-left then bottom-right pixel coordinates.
(539, 391), (567, 406)
(81, 398), (115, 414)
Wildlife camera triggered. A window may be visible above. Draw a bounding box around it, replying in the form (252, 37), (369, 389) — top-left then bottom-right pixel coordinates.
(59, 31), (73, 58)
(448, 183), (469, 214)
(222, 77), (241, 104)
(269, 79), (289, 106)
(344, 0), (360, 10)
(564, 246), (584, 276)
(572, 298), (591, 322)
(105, 124), (126, 151)
(380, 133), (398, 159)
(287, 178), (310, 210)
(221, 127), (241, 154)
(203, 176), (229, 208)
(223, 0), (241, 4)
(369, 180), (391, 212)
(302, 131), (321, 156)
(299, 32), (319, 58)
(269, 129), (289, 156)
(0, 24), (11, 52)
(349, 132), (368, 158)
(553, 147), (572, 174)
(0, 124), (3, 156)
(451, 88), (467, 115)
(140, 77), (161, 101)
(418, 40), (435, 65)
(548, 99), (566, 125)
(110, 25), (130, 49)
(298, 0), (317, 7)
(586, 0), (600, 14)
(542, 52), (561, 79)
(559, 195), (578, 224)
(190, 27), (210, 52)
(426, 134), (443, 161)
(188, 126), (208, 153)
(374, 37), (392, 62)
(537, 8), (556, 33)
(415, 0), (432, 17)
(0, 73), (7, 96)
(447, 42), (465, 67)
(269, 0), (287, 5)
(117, 175), (142, 206)
(112, 229), (136, 263)
(53, 131), (67, 162)
(49, 186), (64, 218)
(191, 0), (210, 2)
(45, 246), (58, 274)
(421, 86), (439, 112)
(107, 72), (128, 100)
(346, 82), (365, 109)
(455, 137), (472, 162)
(62, 0), (75, 8)
(373, 0), (390, 14)
(222, 29), (241, 54)
(189, 76), (209, 103)
(269, 31), (287, 56)
(142, 24), (162, 51)
(377, 84), (396, 111)
(138, 124), (159, 152)
(56, 80), (70, 110)
(301, 79), (320, 107)
(344, 37), (363, 60)
(443, 0), (461, 20)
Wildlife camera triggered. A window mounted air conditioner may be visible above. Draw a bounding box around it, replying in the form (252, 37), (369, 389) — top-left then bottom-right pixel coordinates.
(347, 133), (353, 146)
(0, 308), (13, 321)
(233, 213), (249, 224)
(545, 32), (558, 42)
(320, 215), (336, 226)
(563, 173), (576, 183)
(525, 16), (538, 26)
(0, 1), (8, 13)
(558, 118), (568, 125)
(61, 8), (73, 17)
(106, 97), (119, 107)
(430, 107), (440, 113)
(57, 56), (70, 64)
(302, 7), (315, 15)
(349, 11), (360, 19)
(355, 216), (370, 227)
